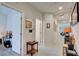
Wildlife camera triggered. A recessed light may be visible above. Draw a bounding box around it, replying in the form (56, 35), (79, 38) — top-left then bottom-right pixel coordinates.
(58, 6), (63, 10)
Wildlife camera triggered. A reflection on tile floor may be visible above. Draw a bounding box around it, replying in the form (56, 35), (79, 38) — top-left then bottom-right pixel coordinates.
(0, 45), (19, 56)
(0, 44), (61, 56)
(26, 46), (61, 56)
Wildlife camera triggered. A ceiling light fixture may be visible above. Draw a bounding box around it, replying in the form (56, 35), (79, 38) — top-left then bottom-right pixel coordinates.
(58, 6), (63, 10)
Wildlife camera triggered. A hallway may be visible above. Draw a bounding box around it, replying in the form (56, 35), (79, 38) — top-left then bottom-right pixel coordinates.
(0, 45), (19, 56)
(0, 2), (77, 56)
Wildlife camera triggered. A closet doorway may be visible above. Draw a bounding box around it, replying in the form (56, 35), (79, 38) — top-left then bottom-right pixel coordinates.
(35, 18), (43, 45)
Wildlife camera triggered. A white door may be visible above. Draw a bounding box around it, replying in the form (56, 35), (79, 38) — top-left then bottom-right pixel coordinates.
(35, 19), (42, 45)
(11, 11), (22, 54)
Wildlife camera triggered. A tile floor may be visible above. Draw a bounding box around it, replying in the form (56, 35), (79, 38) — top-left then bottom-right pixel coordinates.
(0, 44), (62, 56)
(0, 45), (19, 56)
(26, 46), (62, 56)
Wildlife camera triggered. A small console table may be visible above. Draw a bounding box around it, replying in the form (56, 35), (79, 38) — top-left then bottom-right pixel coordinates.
(26, 41), (38, 56)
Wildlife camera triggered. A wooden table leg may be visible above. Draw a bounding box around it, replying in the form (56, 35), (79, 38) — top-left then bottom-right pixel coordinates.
(31, 45), (33, 56)
(31, 52), (33, 56)
(37, 42), (38, 52)
(27, 43), (28, 54)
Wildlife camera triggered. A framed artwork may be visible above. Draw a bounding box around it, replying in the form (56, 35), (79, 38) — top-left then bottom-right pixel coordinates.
(25, 20), (32, 28)
(46, 23), (50, 28)
(71, 3), (77, 25)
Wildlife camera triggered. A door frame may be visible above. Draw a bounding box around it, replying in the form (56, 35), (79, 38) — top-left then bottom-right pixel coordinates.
(0, 3), (23, 55)
(35, 19), (43, 46)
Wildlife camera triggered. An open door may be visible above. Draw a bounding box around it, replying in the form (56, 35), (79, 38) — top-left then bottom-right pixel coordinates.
(35, 19), (42, 45)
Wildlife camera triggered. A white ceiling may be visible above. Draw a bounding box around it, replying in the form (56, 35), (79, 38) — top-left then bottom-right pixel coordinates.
(28, 2), (75, 22)
(29, 2), (74, 13)
(0, 2), (75, 22)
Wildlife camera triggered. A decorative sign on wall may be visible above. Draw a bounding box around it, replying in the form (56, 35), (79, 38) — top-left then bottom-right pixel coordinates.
(46, 23), (50, 28)
(25, 20), (32, 28)
(71, 3), (77, 25)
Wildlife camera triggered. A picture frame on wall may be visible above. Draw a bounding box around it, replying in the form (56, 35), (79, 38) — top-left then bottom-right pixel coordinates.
(25, 20), (32, 28)
(71, 2), (77, 25)
(46, 23), (50, 28)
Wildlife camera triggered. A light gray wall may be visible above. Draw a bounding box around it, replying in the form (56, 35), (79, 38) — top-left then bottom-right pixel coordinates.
(6, 9), (22, 54)
(43, 14), (55, 47)
(6, 13), (12, 31)
(0, 14), (7, 38)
